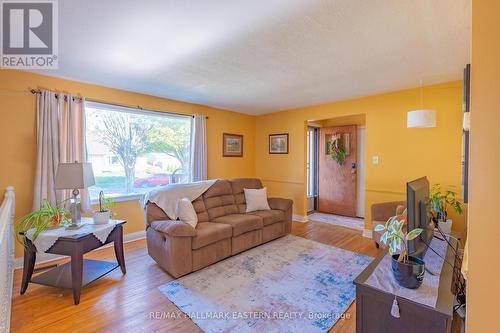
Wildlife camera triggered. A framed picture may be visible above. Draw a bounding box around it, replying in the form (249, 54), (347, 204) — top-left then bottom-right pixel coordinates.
(223, 133), (243, 157)
(269, 133), (289, 154)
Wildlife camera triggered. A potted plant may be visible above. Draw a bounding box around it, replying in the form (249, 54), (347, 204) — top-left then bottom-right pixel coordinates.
(93, 191), (116, 224)
(327, 133), (347, 165)
(429, 184), (463, 233)
(374, 213), (425, 289)
(15, 199), (70, 244)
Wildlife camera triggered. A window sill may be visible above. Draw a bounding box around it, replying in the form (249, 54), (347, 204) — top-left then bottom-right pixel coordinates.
(90, 193), (144, 205)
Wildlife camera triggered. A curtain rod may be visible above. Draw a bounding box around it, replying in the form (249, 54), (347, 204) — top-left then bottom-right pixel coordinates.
(30, 89), (208, 119)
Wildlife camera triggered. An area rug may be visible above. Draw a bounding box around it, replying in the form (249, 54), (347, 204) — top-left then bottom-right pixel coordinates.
(159, 235), (372, 333)
(307, 213), (364, 231)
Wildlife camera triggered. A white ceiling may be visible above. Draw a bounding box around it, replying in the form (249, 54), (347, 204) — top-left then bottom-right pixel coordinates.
(33, 0), (471, 115)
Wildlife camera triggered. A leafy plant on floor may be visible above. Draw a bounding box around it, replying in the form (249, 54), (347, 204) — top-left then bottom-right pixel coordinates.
(327, 133), (347, 165)
(374, 211), (423, 263)
(429, 184), (463, 221)
(15, 199), (70, 244)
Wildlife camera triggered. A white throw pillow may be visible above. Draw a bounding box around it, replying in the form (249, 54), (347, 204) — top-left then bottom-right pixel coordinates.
(176, 197), (198, 228)
(244, 187), (271, 213)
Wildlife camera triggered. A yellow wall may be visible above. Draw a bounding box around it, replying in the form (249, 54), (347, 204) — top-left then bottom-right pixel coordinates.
(467, 0), (500, 330)
(0, 70), (256, 258)
(255, 81), (466, 237)
(0, 71), (467, 262)
(318, 114), (366, 127)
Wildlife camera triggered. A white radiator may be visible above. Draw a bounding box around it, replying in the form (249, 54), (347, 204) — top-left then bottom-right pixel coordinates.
(0, 187), (15, 333)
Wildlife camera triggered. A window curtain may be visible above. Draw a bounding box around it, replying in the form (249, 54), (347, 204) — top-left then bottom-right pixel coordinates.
(190, 114), (207, 181)
(33, 90), (91, 212)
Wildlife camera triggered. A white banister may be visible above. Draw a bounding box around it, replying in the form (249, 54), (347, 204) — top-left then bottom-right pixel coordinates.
(0, 187), (15, 333)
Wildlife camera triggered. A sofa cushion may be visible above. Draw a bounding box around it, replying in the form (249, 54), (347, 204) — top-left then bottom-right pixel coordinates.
(231, 178), (263, 213)
(203, 179), (233, 198)
(212, 214), (263, 236)
(249, 209), (285, 226)
(146, 199), (209, 224)
(145, 202), (169, 225)
(192, 222), (232, 250)
(203, 180), (238, 219)
(192, 196), (209, 222)
(177, 197), (198, 228)
(244, 187), (271, 212)
(150, 220), (196, 237)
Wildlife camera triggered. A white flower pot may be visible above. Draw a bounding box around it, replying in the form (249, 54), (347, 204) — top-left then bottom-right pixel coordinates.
(93, 210), (111, 224)
(439, 219), (453, 235)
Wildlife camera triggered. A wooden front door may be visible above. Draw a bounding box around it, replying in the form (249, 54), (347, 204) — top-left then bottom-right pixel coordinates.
(318, 125), (357, 216)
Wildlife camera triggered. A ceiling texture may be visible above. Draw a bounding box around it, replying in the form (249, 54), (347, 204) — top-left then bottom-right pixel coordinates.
(33, 0), (471, 115)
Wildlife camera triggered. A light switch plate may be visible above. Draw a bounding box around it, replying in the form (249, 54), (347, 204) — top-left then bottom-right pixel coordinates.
(372, 156), (380, 164)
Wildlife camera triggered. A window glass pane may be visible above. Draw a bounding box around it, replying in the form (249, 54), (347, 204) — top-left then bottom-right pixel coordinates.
(85, 103), (192, 200)
(306, 128), (314, 196)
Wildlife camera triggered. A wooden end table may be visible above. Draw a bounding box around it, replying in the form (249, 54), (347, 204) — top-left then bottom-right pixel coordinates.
(20, 218), (126, 305)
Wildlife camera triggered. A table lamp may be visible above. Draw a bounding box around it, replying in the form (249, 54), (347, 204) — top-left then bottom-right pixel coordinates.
(55, 161), (95, 229)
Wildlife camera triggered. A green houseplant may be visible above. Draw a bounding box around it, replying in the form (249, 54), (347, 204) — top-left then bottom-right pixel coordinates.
(327, 134), (347, 165)
(15, 199), (70, 244)
(374, 213), (425, 289)
(429, 184), (463, 222)
(93, 191), (116, 224)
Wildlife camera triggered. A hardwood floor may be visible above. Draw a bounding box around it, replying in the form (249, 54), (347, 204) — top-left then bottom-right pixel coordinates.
(11, 221), (380, 333)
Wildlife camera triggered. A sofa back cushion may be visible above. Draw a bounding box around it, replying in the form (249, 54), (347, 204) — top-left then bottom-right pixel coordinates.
(145, 201), (169, 225)
(231, 178), (263, 213)
(146, 178), (265, 224)
(203, 179), (238, 219)
(192, 196), (209, 222)
(146, 195), (209, 225)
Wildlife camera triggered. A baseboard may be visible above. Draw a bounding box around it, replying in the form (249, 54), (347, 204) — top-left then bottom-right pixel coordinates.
(123, 229), (146, 243)
(293, 214), (309, 223)
(14, 230), (146, 270)
(362, 229), (373, 239)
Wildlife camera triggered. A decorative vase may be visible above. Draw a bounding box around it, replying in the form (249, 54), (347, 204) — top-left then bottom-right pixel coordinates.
(93, 210), (110, 224)
(391, 254), (425, 289)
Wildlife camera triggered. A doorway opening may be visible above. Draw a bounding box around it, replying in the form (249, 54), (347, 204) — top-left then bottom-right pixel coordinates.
(306, 115), (366, 229)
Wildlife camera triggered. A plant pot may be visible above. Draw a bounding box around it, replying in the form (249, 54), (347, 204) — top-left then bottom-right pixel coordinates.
(391, 254), (425, 289)
(93, 210), (111, 224)
(439, 219), (453, 235)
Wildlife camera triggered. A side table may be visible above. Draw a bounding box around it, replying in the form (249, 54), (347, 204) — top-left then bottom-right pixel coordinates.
(20, 218), (126, 305)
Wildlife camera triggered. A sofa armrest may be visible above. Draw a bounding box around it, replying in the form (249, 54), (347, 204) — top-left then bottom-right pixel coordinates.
(268, 198), (293, 211)
(371, 201), (406, 222)
(150, 220), (196, 237)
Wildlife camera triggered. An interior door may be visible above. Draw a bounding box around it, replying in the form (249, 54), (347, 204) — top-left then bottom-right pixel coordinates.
(318, 125), (357, 216)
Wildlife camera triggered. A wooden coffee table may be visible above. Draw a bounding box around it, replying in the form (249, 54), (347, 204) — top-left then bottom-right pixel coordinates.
(20, 218), (126, 305)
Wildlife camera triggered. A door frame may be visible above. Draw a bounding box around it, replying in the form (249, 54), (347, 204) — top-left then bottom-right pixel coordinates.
(356, 126), (366, 218)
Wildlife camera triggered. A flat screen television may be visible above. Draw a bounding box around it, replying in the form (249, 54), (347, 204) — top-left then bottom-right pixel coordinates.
(406, 177), (434, 259)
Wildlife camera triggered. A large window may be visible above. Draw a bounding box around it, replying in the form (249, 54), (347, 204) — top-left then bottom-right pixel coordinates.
(85, 102), (192, 200)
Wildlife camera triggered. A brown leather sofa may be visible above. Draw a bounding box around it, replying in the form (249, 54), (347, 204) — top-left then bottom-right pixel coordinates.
(371, 201), (406, 248)
(144, 178), (293, 278)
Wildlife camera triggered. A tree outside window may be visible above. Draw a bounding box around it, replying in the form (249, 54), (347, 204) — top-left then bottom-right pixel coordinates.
(85, 103), (192, 200)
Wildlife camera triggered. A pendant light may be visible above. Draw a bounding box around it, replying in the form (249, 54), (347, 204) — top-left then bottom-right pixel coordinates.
(407, 80), (436, 128)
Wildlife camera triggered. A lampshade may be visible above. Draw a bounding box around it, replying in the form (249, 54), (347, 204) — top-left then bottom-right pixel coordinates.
(407, 109), (436, 128)
(55, 162), (95, 189)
